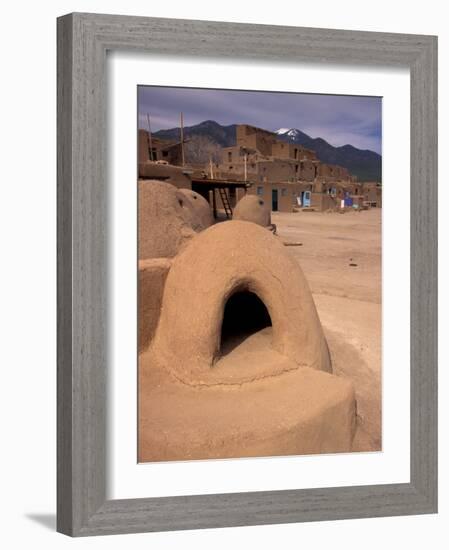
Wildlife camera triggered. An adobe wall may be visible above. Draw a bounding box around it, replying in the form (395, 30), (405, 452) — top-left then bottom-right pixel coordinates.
(236, 124), (276, 156)
(257, 160), (298, 183)
(364, 185), (382, 206)
(138, 163), (192, 188)
(317, 163), (350, 180)
(138, 184), (212, 350)
(217, 145), (259, 179)
(248, 182), (306, 213)
(247, 182), (270, 206)
(299, 159), (316, 181)
(221, 145), (243, 164)
(235, 187), (247, 204)
(350, 195), (366, 209)
(218, 147), (321, 188)
(138, 129), (149, 163)
(139, 258), (171, 353)
(272, 141), (300, 160)
(255, 133), (275, 156)
(139, 365), (356, 461)
(310, 192), (339, 211)
(248, 181), (360, 212)
(278, 188), (294, 212)
(376, 188), (383, 207)
(138, 129), (182, 165)
(299, 148), (318, 161)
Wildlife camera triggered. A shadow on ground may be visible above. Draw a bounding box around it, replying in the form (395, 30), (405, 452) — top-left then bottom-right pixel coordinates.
(25, 513), (56, 531)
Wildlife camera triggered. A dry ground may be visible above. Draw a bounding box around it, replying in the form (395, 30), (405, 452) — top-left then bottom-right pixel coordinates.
(272, 207), (382, 451)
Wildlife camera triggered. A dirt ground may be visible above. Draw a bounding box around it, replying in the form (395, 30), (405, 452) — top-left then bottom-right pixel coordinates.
(272, 207), (382, 451)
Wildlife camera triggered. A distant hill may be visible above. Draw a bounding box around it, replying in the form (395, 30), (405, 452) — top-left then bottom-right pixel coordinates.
(276, 128), (381, 182)
(152, 120), (381, 182)
(153, 120), (236, 147)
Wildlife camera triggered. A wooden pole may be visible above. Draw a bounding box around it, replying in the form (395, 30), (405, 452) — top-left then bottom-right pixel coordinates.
(180, 112), (185, 166)
(146, 113), (153, 161)
(244, 153), (247, 182)
(212, 188), (217, 219)
(209, 157), (214, 179)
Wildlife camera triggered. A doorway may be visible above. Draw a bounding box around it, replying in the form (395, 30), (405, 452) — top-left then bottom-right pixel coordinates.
(272, 188), (278, 211)
(301, 190), (311, 207)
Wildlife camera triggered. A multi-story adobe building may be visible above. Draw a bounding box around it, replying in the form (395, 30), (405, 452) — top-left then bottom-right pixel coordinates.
(216, 124), (365, 212)
(138, 129), (183, 165)
(138, 123), (381, 214)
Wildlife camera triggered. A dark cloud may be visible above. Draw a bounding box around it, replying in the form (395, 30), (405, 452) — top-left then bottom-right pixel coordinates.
(138, 86), (382, 154)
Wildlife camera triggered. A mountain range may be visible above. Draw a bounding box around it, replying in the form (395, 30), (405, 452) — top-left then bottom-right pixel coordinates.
(152, 120), (381, 182)
(275, 128), (381, 182)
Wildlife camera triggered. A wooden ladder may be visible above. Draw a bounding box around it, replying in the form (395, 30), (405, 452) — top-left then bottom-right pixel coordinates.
(218, 188), (233, 219)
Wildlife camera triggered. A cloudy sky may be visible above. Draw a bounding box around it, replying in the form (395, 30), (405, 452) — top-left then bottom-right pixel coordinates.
(138, 86), (382, 154)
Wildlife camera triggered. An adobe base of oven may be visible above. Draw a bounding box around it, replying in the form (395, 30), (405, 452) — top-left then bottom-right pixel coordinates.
(138, 327), (356, 462)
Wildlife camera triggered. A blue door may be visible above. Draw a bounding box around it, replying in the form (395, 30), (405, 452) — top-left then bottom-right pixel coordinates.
(302, 191), (311, 207)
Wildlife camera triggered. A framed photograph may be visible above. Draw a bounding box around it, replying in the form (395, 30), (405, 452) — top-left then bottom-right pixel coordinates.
(57, 13), (437, 536)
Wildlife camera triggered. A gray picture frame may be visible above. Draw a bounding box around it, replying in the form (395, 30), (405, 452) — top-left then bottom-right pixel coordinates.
(57, 12), (438, 536)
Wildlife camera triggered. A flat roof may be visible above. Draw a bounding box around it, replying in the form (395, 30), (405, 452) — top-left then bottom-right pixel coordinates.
(191, 177), (251, 188)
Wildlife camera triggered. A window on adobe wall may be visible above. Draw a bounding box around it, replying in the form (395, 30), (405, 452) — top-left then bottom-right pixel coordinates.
(228, 151), (232, 162)
(256, 186), (264, 196)
(281, 188), (287, 197)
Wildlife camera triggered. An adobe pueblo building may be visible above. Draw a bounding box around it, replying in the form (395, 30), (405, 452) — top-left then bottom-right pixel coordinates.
(138, 179), (358, 461)
(138, 123), (381, 219)
(215, 124), (373, 213)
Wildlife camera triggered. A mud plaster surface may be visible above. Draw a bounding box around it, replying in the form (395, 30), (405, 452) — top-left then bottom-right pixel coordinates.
(139, 341), (356, 462)
(273, 208), (382, 451)
(138, 180), (207, 259)
(150, 220), (331, 386)
(233, 194), (271, 227)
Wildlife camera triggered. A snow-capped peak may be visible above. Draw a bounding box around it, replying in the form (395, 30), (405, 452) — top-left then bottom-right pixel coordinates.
(276, 128), (300, 137)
